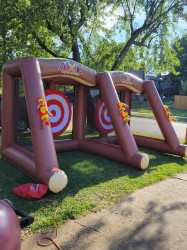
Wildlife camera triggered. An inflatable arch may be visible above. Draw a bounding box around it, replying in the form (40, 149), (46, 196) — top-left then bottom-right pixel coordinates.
(1, 57), (187, 193)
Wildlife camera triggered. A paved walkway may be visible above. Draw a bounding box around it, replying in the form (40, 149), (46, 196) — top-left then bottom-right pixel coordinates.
(22, 173), (187, 250)
(130, 117), (187, 141)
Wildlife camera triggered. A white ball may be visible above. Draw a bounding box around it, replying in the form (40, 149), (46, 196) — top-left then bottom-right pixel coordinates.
(49, 170), (68, 193)
(140, 154), (149, 169)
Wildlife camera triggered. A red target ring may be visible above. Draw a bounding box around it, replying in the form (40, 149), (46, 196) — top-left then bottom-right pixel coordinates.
(94, 98), (114, 134)
(45, 89), (72, 137)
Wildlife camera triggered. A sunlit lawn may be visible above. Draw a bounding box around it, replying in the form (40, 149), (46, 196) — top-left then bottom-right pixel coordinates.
(0, 131), (187, 237)
(131, 107), (187, 122)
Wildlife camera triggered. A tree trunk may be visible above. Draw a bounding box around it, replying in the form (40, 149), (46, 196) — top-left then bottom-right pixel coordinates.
(72, 38), (81, 62)
(111, 27), (145, 71)
(111, 37), (135, 71)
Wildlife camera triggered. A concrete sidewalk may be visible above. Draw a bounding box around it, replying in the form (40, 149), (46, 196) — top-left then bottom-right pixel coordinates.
(130, 117), (187, 141)
(22, 173), (187, 250)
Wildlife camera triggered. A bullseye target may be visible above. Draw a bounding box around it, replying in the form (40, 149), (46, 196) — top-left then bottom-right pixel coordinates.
(45, 89), (72, 137)
(94, 98), (114, 134)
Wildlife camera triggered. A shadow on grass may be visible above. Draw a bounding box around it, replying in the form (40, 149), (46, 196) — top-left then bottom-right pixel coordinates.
(17, 130), (73, 143)
(145, 149), (186, 170)
(0, 143), (187, 217)
(0, 129), (187, 220)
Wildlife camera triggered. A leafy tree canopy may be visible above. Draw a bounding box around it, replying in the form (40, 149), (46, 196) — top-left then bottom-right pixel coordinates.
(109, 0), (187, 72)
(0, 0), (107, 63)
(166, 34), (187, 94)
(175, 34), (187, 81)
(0, 0), (186, 74)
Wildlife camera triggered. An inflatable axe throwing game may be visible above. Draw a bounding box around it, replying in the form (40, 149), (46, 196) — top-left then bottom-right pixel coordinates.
(1, 57), (187, 193)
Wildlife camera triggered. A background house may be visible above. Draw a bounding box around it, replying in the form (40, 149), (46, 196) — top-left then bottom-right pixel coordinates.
(130, 68), (177, 98)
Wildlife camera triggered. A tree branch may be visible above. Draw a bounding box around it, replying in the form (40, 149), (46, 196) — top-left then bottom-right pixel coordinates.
(125, 0), (134, 33)
(148, 0), (185, 27)
(140, 22), (161, 44)
(151, 0), (165, 19)
(32, 32), (61, 57)
(111, 35), (138, 71)
(110, 0), (186, 71)
(133, 41), (149, 48)
(133, 34), (158, 48)
(77, 9), (86, 28)
(146, 0), (162, 23)
(79, 35), (96, 63)
(77, 1), (91, 28)
(132, 0), (138, 17)
(46, 19), (69, 44)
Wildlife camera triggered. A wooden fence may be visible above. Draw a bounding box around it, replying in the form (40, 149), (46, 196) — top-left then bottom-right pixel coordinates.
(174, 95), (187, 110)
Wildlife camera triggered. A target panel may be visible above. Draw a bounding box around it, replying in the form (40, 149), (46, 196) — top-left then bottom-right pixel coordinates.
(94, 98), (114, 134)
(45, 89), (72, 137)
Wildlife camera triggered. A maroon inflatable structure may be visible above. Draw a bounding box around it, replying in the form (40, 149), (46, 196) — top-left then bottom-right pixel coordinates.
(0, 199), (34, 250)
(1, 57), (187, 193)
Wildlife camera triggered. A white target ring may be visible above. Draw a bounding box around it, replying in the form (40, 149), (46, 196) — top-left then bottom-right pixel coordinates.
(94, 98), (114, 134)
(45, 89), (72, 137)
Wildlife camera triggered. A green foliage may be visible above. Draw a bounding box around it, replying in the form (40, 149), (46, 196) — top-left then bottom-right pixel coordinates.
(180, 81), (187, 96)
(0, 132), (187, 235)
(109, 0), (187, 72)
(176, 35), (187, 81)
(147, 38), (180, 74)
(167, 35), (187, 93)
(0, 0), (186, 75)
(0, 0), (106, 66)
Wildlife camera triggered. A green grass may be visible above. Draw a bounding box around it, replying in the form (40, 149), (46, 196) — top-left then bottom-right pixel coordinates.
(131, 112), (155, 119)
(0, 133), (187, 237)
(131, 107), (187, 122)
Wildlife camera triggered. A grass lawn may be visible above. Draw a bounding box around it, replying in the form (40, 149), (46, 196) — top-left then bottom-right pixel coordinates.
(131, 107), (187, 122)
(0, 131), (187, 237)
